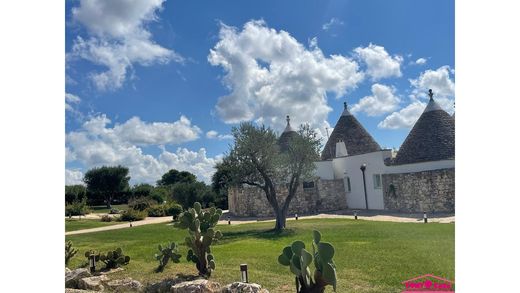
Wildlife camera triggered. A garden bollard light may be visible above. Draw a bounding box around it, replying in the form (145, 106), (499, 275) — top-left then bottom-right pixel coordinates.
(240, 264), (248, 283)
(89, 254), (96, 273)
(228, 216), (231, 225)
(130, 221), (133, 227)
(423, 211), (428, 223)
(354, 211), (358, 220)
(295, 213), (298, 220)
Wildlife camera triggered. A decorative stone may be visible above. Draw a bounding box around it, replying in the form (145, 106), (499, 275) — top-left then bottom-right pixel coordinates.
(65, 289), (99, 293)
(65, 268), (91, 288)
(171, 279), (221, 293)
(106, 278), (143, 292)
(78, 275), (109, 291)
(144, 277), (194, 293)
(221, 282), (269, 293)
(99, 267), (125, 275)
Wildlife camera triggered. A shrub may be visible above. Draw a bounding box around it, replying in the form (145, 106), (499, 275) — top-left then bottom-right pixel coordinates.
(147, 205), (166, 217)
(166, 203), (183, 220)
(65, 241), (78, 266)
(128, 196), (157, 211)
(174, 202), (223, 277)
(65, 198), (90, 216)
(155, 242), (182, 272)
(278, 230), (337, 292)
(100, 215), (113, 222)
(119, 209), (147, 221)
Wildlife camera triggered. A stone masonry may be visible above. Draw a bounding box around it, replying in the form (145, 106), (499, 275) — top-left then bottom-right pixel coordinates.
(228, 179), (346, 217)
(382, 168), (455, 212)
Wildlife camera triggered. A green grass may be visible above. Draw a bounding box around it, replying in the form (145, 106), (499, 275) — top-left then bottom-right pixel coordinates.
(89, 204), (128, 214)
(65, 219), (121, 232)
(65, 219), (454, 292)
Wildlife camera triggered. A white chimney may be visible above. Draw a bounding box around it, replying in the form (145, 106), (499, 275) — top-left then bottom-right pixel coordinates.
(335, 139), (348, 157)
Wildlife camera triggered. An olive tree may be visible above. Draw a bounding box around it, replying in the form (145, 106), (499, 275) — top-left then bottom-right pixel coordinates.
(219, 122), (320, 231)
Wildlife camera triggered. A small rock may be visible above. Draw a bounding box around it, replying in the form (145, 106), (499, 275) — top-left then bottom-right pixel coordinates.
(65, 289), (99, 293)
(66, 267), (72, 274)
(78, 275), (109, 291)
(66, 268), (91, 288)
(221, 282), (269, 293)
(171, 279), (221, 293)
(107, 277), (143, 292)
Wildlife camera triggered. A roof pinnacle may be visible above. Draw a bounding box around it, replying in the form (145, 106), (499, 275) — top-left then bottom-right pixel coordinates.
(428, 89), (434, 101)
(344, 102), (347, 109)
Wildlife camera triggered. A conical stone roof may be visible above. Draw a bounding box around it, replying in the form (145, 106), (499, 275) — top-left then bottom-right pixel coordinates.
(278, 115), (298, 152)
(321, 102), (381, 160)
(392, 89), (455, 165)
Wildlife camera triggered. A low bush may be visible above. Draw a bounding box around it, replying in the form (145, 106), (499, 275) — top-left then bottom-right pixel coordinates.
(166, 203), (183, 220)
(65, 198), (90, 216)
(147, 202), (183, 218)
(100, 215), (113, 222)
(109, 208), (120, 214)
(119, 209), (147, 221)
(65, 241), (78, 266)
(128, 196), (157, 211)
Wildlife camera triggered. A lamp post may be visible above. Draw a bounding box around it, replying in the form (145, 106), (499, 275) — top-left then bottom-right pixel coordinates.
(89, 254), (96, 273)
(240, 264), (248, 283)
(360, 163), (369, 210)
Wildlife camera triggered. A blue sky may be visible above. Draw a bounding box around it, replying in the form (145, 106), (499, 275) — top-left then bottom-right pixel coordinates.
(65, 0), (454, 185)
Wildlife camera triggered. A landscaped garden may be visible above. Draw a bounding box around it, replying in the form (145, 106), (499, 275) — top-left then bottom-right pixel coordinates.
(65, 218), (454, 292)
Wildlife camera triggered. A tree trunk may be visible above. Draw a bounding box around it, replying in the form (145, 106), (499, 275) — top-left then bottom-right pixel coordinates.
(275, 208), (287, 231)
(106, 195), (112, 209)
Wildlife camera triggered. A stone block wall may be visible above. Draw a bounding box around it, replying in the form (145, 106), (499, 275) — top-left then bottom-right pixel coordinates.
(382, 168), (455, 212)
(228, 179), (346, 217)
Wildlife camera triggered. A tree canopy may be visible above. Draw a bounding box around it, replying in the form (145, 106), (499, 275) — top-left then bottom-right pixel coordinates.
(157, 169), (196, 186)
(83, 165), (130, 208)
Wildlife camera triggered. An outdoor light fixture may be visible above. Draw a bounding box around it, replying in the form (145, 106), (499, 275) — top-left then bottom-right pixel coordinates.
(240, 264), (248, 283)
(295, 213), (298, 220)
(423, 211), (428, 223)
(228, 216), (231, 225)
(360, 163), (369, 210)
(130, 221), (133, 227)
(354, 211), (358, 220)
(89, 255), (96, 273)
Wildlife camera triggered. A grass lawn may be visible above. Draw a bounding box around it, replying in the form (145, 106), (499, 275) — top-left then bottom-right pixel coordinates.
(89, 204), (128, 214)
(65, 218), (454, 292)
(65, 219), (121, 232)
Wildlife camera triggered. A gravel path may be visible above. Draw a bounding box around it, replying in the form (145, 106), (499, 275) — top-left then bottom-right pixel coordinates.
(66, 210), (454, 236)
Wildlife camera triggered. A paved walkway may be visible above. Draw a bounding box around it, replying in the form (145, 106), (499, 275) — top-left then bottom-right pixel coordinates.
(66, 210), (454, 236)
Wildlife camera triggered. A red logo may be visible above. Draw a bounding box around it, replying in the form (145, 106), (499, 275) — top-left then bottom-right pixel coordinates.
(401, 274), (454, 292)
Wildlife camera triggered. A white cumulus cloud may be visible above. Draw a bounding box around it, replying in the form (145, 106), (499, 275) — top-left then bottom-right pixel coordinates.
(206, 130), (233, 140)
(351, 84), (400, 116)
(410, 65), (455, 113)
(69, 0), (182, 90)
(377, 101), (426, 129)
(66, 169), (85, 185)
(415, 58), (427, 65)
(65, 114), (219, 184)
(208, 20), (364, 134)
(322, 18), (344, 31)
(354, 43), (403, 80)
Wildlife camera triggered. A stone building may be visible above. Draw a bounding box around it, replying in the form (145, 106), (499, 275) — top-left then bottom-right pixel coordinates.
(228, 90), (454, 216)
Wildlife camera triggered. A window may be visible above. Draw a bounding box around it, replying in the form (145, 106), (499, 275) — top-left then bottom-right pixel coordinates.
(373, 174), (382, 189)
(346, 177), (351, 192)
(303, 181), (315, 189)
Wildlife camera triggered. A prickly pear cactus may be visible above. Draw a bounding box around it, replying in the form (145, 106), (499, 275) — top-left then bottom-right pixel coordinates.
(99, 247), (131, 269)
(155, 242), (182, 272)
(174, 202), (223, 277)
(277, 230), (337, 293)
(65, 241), (78, 265)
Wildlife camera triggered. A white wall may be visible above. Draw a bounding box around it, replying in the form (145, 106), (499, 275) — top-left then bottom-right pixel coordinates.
(330, 151), (391, 210)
